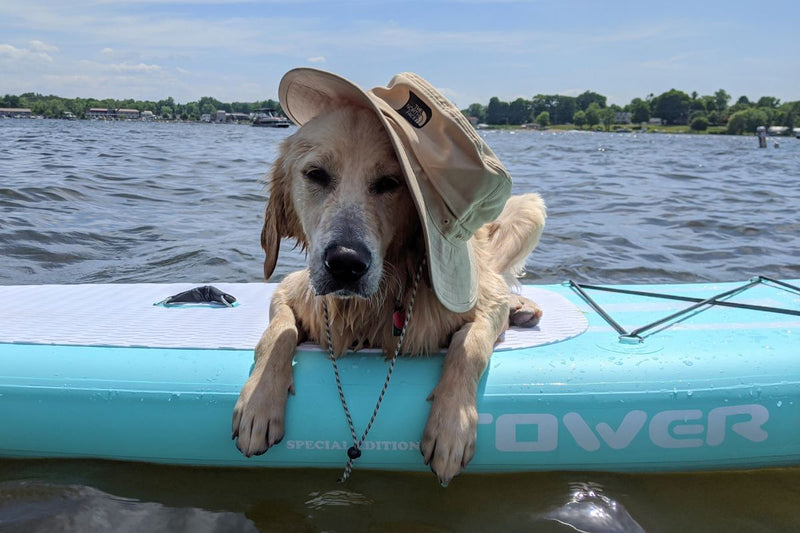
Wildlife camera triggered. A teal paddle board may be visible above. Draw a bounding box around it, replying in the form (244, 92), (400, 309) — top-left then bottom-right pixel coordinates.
(1, 278), (798, 473)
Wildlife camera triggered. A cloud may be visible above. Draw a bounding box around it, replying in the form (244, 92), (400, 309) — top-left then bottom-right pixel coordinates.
(101, 47), (114, 55)
(307, 56), (326, 63)
(29, 39), (58, 53)
(0, 43), (25, 58)
(76, 59), (163, 74)
(39, 59), (190, 101)
(0, 41), (56, 62)
(109, 62), (163, 73)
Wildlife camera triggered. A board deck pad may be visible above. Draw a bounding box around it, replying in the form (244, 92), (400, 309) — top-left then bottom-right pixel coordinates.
(0, 283), (588, 351)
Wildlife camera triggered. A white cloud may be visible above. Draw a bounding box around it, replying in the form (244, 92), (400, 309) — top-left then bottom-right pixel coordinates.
(29, 39), (58, 53)
(76, 59), (163, 74)
(0, 43), (25, 58)
(0, 42), (55, 62)
(39, 61), (189, 101)
(307, 56), (326, 63)
(110, 62), (163, 73)
(100, 47), (114, 55)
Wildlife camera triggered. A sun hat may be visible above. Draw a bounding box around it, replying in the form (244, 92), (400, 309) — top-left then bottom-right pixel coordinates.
(279, 68), (511, 313)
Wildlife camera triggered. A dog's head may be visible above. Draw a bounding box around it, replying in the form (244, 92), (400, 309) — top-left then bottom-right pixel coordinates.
(262, 106), (419, 298)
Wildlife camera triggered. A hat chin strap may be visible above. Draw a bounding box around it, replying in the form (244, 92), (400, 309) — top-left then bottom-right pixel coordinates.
(322, 257), (426, 482)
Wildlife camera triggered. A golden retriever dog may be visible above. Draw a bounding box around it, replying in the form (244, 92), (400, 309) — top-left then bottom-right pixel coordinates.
(232, 72), (546, 486)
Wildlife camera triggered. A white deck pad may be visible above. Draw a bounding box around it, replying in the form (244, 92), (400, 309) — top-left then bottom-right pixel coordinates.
(1, 283), (587, 351)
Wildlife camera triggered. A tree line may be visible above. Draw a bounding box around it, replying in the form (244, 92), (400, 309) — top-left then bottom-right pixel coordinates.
(462, 89), (800, 135)
(0, 93), (282, 121)
(3, 88), (799, 135)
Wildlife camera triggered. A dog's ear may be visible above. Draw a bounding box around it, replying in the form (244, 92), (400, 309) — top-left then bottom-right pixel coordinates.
(261, 204), (281, 280)
(261, 146), (305, 280)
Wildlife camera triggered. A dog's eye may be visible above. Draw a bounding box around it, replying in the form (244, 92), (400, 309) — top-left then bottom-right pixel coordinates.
(304, 167), (331, 187)
(370, 175), (401, 195)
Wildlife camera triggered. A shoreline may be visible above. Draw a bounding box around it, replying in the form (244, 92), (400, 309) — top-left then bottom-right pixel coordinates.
(4, 115), (798, 138)
(479, 123), (799, 137)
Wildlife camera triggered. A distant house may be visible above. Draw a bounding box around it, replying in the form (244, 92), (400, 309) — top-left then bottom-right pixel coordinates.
(214, 110), (227, 123)
(86, 108), (110, 119)
(0, 107), (32, 118)
(227, 112), (250, 123)
(141, 110), (155, 121)
(85, 107), (140, 120)
(615, 111), (632, 124)
(116, 108), (140, 120)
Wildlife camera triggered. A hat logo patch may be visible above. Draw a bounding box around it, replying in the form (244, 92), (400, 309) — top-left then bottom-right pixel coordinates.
(397, 91), (432, 128)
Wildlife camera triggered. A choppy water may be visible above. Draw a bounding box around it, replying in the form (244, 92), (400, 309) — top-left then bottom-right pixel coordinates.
(1, 119), (799, 531)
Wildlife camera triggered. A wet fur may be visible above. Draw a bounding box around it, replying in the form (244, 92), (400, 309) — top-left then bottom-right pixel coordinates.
(232, 106), (546, 485)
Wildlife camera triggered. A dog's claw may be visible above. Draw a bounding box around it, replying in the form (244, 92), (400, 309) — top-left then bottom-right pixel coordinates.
(420, 394), (477, 487)
(509, 293), (543, 328)
(231, 374), (290, 458)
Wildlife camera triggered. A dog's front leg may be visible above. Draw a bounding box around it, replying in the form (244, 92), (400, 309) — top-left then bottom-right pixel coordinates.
(421, 315), (501, 486)
(232, 298), (298, 457)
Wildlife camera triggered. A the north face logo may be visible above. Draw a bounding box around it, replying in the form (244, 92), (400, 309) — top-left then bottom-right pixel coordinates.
(397, 91), (432, 128)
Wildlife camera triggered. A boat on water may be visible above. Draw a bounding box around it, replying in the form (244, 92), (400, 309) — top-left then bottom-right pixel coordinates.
(252, 108), (292, 128)
(0, 277), (798, 474)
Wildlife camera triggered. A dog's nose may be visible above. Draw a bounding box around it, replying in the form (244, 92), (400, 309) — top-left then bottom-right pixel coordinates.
(324, 244), (371, 282)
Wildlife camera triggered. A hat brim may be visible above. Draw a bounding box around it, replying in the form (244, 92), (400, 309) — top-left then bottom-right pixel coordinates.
(279, 68), (478, 313)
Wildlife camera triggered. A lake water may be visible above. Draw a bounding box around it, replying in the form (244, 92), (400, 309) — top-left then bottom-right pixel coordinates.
(1, 119), (799, 532)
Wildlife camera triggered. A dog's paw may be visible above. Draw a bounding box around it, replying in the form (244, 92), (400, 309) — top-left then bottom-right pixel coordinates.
(420, 393), (478, 487)
(231, 375), (293, 457)
(508, 293), (543, 328)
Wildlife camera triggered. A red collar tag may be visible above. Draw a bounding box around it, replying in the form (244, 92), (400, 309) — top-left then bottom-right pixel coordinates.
(392, 307), (405, 336)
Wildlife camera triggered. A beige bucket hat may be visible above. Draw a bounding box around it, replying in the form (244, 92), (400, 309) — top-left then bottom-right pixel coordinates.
(279, 68), (511, 313)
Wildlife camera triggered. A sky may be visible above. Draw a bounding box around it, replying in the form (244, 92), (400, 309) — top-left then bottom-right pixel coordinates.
(1, 0), (798, 108)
